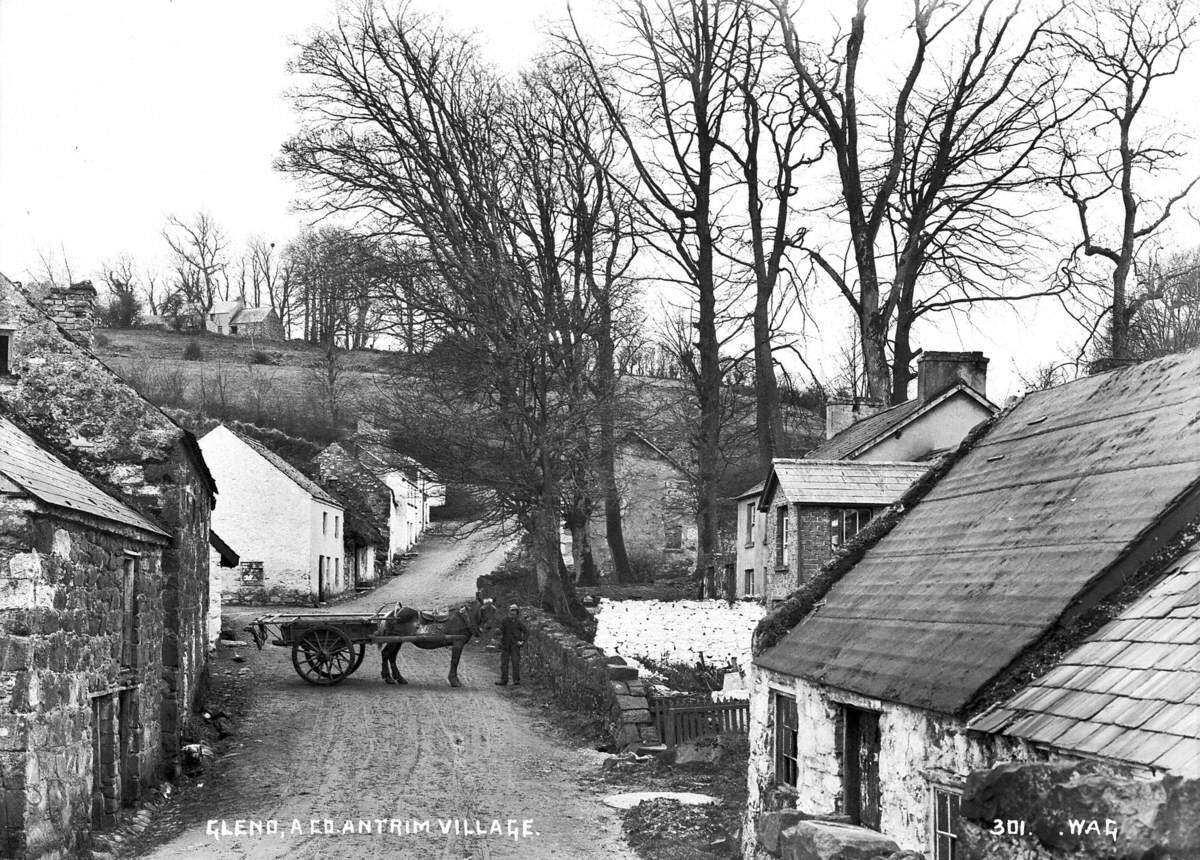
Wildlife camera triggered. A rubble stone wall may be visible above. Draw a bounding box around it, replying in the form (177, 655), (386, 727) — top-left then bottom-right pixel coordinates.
(958, 761), (1200, 860)
(0, 500), (166, 859)
(744, 665), (1036, 857)
(592, 598), (764, 669)
(518, 610), (661, 752)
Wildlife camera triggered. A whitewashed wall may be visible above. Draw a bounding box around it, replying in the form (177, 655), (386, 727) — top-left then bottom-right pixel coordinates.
(593, 599), (766, 669)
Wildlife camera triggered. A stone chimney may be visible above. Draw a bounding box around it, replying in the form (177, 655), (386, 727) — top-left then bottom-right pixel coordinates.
(916, 350), (988, 402)
(825, 396), (884, 439)
(44, 281), (97, 348)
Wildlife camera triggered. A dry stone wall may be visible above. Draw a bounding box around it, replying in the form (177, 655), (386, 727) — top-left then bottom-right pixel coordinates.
(593, 599), (765, 669)
(518, 609), (661, 752)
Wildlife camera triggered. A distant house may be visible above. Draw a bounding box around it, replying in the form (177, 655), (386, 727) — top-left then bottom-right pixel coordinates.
(752, 460), (929, 602)
(730, 351), (997, 601)
(204, 298), (284, 340)
(746, 349), (1200, 859)
(199, 425), (347, 604)
(353, 422), (445, 561)
(584, 431), (697, 578)
(316, 443), (392, 581)
(0, 415), (171, 857)
(809, 350), (996, 463)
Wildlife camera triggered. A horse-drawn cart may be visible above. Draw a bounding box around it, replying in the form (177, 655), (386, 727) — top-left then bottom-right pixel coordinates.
(246, 601), (493, 687)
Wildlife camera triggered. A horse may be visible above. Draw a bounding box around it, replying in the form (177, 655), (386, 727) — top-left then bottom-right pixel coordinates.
(375, 597), (497, 687)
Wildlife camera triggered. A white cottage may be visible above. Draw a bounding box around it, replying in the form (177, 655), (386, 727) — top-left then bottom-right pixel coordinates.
(746, 349), (1200, 859)
(354, 424), (445, 561)
(199, 425), (347, 604)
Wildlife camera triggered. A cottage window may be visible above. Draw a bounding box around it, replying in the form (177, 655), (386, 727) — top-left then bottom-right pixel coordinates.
(334, 557), (341, 587)
(773, 692), (799, 786)
(322, 512), (328, 534)
(775, 505), (789, 568)
(664, 521), (683, 550)
(744, 568), (756, 597)
(830, 507), (875, 551)
(744, 502), (756, 546)
(932, 787), (961, 860)
(230, 325), (239, 334)
(335, 516), (340, 537)
(0, 331), (11, 376)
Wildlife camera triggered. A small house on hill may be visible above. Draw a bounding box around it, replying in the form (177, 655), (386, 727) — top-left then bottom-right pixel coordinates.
(746, 348), (1200, 859)
(199, 425), (347, 604)
(203, 298), (284, 340)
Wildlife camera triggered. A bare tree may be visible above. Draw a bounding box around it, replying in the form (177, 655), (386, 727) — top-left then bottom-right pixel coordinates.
(772, 0), (1072, 403)
(248, 235), (295, 333)
(1053, 0), (1199, 363)
(99, 255), (143, 327)
(163, 211), (229, 311)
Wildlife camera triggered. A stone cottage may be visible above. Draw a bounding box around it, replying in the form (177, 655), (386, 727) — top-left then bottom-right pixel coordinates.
(0, 416), (173, 858)
(586, 432), (697, 578)
(315, 442), (392, 581)
(203, 298), (284, 340)
(745, 348), (1200, 860)
(753, 460), (929, 603)
(199, 425), (348, 604)
(0, 275), (216, 792)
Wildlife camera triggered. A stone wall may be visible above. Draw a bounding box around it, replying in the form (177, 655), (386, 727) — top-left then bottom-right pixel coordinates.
(958, 761), (1200, 859)
(518, 609), (661, 752)
(0, 501), (166, 859)
(1, 277), (215, 777)
(744, 665), (1037, 857)
(592, 599), (765, 670)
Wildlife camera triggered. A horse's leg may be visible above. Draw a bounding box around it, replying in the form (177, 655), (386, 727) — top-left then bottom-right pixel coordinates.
(393, 642), (407, 685)
(448, 643), (463, 687)
(381, 643), (397, 683)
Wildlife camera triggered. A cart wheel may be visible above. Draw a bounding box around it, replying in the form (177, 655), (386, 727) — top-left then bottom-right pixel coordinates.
(346, 644), (367, 676)
(291, 627), (357, 685)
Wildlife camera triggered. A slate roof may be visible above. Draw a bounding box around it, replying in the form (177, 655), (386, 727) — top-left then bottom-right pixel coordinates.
(0, 416), (168, 538)
(756, 349), (1200, 715)
(209, 300), (242, 316)
(234, 431), (341, 507)
(806, 383), (993, 460)
(231, 307), (274, 324)
(969, 548), (1200, 776)
(759, 460), (930, 508)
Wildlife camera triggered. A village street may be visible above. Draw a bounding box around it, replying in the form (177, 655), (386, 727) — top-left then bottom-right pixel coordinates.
(138, 523), (635, 860)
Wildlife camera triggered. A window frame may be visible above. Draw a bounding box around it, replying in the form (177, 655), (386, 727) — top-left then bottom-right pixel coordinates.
(775, 505), (789, 569)
(744, 502), (756, 547)
(930, 784), (962, 860)
(772, 690), (799, 787)
(744, 568), (756, 597)
(830, 506), (875, 551)
(0, 329), (13, 377)
(664, 521), (683, 550)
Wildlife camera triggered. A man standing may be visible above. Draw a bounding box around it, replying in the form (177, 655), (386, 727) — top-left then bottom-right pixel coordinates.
(495, 604), (527, 686)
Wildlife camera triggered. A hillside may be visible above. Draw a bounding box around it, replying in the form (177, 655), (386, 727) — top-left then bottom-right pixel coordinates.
(93, 327), (824, 501)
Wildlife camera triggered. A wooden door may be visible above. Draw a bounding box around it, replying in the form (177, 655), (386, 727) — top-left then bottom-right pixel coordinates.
(842, 706), (882, 829)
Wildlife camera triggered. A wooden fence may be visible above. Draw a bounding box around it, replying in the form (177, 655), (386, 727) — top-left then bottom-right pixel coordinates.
(650, 696), (750, 747)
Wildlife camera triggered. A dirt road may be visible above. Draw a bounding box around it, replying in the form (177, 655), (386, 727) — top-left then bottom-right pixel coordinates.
(139, 523), (634, 860)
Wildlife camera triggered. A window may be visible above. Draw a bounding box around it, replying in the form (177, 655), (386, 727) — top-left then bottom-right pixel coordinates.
(121, 555), (139, 670)
(773, 692), (799, 786)
(334, 516), (340, 538)
(744, 502), (756, 546)
(0, 331), (11, 376)
(664, 521), (683, 550)
(230, 325), (239, 335)
(744, 568), (756, 597)
(831, 507), (875, 551)
(775, 505), (789, 568)
(932, 787), (961, 860)
(334, 557), (341, 587)
(322, 512), (328, 534)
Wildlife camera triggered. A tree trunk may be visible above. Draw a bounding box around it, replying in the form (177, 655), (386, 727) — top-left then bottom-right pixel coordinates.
(531, 494), (587, 621)
(596, 313), (633, 584)
(890, 315), (914, 406)
(753, 286), (785, 470)
(569, 509), (599, 587)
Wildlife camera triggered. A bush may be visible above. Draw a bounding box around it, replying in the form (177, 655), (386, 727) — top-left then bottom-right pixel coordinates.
(183, 340), (203, 361)
(249, 350), (274, 365)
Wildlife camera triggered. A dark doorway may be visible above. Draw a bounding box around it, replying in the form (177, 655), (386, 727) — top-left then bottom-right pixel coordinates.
(317, 556), (326, 602)
(841, 705), (881, 829)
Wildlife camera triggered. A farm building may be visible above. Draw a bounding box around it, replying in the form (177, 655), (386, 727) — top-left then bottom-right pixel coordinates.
(746, 348), (1200, 859)
(0, 274), (217, 856)
(582, 431), (697, 580)
(199, 425), (347, 604)
(203, 298), (284, 340)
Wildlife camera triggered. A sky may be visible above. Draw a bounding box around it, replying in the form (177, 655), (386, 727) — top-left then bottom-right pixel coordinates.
(1, 0), (1198, 402)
